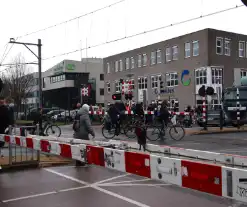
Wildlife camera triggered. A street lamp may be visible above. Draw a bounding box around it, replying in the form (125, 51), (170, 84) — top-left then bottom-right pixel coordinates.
(9, 38), (42, 108)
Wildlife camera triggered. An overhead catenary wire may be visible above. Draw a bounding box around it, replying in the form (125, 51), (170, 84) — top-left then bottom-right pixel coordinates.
(0, 43), (9, 65)
(1, 3), (244, 73)
(15, 0), (125, 40)
(42, 4), (244, 61)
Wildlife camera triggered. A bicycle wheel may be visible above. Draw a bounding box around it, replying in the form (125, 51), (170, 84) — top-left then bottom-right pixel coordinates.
(124, 125), (137, 139)
(169, 125), (185, 141)
(102, 125), (116, 139)
(46, 125), (61, 137)
(146, 125), (160, 141)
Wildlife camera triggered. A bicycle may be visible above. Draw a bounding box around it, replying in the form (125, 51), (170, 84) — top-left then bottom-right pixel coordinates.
(102, 115), (122, 139)
(146, 115), (185, 141)
(124, 115), (147, 139)
(32, 116), (61, 137)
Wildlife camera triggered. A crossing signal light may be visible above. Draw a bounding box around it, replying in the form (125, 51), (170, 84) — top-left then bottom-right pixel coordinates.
(112, 93), (121, 100)
(198, 85), (215, 96)
(198, 85), (206, 96)
(206, 87), (215, 96)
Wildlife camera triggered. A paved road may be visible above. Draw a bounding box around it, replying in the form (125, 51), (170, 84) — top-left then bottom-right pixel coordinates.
(2, 125), (247, 157)
(0, 165), (243, 207)
(60, 125), (247, 156)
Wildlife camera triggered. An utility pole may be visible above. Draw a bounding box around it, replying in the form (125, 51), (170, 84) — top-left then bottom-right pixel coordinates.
(9, 38), (42, 108)
(38, 39), (42, 108)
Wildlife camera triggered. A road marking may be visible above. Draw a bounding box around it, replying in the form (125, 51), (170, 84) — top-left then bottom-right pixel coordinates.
(45, 168), (151, 207)
(45, 168), (90, 185)
(106, 178), (151, 185)
(59, 185), (90, 192)
(2, 191), (57, 203)
(98, 183), (171, 187)
(93, 174), (130, 185)
(2, 185), (91, 203)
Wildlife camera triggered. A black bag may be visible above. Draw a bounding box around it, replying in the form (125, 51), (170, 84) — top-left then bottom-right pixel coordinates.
(135, 126), (147, 151)
(0, 141), (5, 148)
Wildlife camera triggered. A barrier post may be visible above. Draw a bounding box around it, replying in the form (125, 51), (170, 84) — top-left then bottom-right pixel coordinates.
(36, 124), (40, 162)
(8, 125), (13, 166)
(220, 109), (223, 130)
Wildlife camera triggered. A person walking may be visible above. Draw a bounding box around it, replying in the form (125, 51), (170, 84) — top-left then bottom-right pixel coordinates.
(74, 104), (95, 166)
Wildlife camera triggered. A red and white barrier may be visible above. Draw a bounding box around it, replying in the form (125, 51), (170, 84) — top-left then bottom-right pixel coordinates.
(0, 134), (247, 204)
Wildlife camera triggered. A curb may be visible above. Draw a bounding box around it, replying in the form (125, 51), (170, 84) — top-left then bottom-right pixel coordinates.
(188, 129), (247, 135)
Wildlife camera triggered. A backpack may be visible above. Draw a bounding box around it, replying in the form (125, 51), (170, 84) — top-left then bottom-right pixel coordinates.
(135, 126), (147, 151)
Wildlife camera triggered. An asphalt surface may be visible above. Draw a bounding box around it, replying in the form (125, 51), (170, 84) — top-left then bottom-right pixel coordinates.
(2, 125), (247, 158)
(0, 165), (243, 207)
(60, 125), (247, 156)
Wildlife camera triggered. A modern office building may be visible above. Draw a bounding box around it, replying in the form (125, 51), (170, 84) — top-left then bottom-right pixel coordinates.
(103, 28), (247, 110)
(42, 58), (104, 109)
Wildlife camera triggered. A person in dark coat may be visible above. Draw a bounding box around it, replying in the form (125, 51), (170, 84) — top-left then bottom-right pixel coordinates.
(74, 104), (95, 140)
(0, 97), (10, 148)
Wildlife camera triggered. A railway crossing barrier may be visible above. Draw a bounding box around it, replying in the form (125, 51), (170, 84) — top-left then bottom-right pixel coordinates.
(0, 132), (247, 204)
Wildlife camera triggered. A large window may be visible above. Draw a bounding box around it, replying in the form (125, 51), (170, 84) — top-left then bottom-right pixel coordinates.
(185, 42), (190, 58)
(151, 75), (159, 89)
(125, 58), (130, 70)
(172, 46), (178, 60)
(100, 74), (104, 81)
(115, 81), (120, 92)
(131, 57), (135, 69)
(212, 68), (223, 84)
(138, 54), (142, 67)
(151, 51), (156, 65)
(192, 40), (199, 56)
(166, 72), (178, 87)
(50, 74), (65, 83)
(107, 63), (110, 73)
(138, 77), (148, 89)
(106, 82), (111, 93)
(100, 88), (104, 96)
(195, 68), (207, 85)
(216, 37), (223, 55)
(115, 61), (118, 72)
(157, 49), (162, 63)
(239, 41), (245, 57)
(142, 53), (147, 66)
(119, 60), (123, 71)
(165, 47), (171, 62)
(241, 70), (247, 78)
(224, 39), (231, 56)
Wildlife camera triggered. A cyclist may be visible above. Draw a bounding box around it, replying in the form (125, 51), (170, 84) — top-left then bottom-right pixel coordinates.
(33, 108), (45, 135)
(159, 100), (170, 139)
(108, 103), (121, 135)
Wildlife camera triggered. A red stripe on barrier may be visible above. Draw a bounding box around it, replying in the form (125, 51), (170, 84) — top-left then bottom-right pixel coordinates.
(40, 140), (51, 153)
(86, 145), (105, 166)
(15, 137), (21, 146)
(125, 152), (151, 178)
(4, 135), (10, 143)
(26, 137), (34, 148)
(181, 160), (222, 196)
(59, 143), (72, 158)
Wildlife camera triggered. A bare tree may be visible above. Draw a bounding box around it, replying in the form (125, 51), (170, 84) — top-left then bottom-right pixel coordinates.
(0, 54), (35, 113)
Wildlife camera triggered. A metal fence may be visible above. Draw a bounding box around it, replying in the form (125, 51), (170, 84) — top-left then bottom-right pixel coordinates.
(0, 125), (40, 168)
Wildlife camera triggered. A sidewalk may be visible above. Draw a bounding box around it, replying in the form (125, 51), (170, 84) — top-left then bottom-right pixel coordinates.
(185, 126), (247, 135)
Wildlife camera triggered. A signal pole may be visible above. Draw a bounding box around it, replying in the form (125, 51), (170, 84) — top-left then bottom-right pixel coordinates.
(9, 38), (42, 108)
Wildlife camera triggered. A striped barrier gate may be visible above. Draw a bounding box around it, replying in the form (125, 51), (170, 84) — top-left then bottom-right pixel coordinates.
(0, 134), (247, 204)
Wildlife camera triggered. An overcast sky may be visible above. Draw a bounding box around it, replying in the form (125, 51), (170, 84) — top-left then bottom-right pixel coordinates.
(0, 0), (245, 74)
